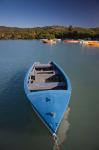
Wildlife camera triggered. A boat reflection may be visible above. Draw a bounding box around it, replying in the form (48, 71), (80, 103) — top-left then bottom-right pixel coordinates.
(53, 107), (70, 150)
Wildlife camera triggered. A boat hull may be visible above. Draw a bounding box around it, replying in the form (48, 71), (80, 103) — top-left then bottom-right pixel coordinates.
(24, 62), (71, 135)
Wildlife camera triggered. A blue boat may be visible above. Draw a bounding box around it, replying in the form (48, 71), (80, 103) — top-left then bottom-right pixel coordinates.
(24, 61), (71, 136)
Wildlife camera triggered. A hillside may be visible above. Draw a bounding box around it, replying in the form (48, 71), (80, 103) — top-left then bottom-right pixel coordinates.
(0, 26), (99, 40)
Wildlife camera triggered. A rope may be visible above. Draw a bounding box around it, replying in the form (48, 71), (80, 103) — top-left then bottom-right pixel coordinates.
(52, 134), (61, 150)
(52, 134), (66, 150)
(56, 135), (66, 150)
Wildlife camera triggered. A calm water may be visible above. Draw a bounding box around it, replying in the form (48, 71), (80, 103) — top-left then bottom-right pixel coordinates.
(0, 40), (99, 150)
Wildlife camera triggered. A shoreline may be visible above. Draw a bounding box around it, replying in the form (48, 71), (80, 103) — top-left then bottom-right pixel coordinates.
(0, 26), (99, 40)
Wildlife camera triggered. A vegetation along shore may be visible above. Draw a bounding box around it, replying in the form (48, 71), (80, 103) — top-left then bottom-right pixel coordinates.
(0, 25), (99, 40)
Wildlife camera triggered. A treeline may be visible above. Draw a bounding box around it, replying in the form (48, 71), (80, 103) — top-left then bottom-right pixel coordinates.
(0, 25), (99, 40)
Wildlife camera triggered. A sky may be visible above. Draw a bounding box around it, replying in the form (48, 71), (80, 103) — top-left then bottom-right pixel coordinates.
(0, 0), (99, 28)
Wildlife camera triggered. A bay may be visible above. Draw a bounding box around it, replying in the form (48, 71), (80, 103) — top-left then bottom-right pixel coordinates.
(0, 40), (99, 150)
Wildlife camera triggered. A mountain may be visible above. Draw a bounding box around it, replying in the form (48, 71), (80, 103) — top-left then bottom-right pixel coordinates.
(0, 25), (99, 40)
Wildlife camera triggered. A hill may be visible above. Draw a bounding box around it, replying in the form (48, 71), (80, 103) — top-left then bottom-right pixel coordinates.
(0, 26), (99, 40)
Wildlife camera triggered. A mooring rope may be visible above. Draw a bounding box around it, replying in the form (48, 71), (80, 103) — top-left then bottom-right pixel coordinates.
(52, 134), (61, 150)
(52, 134), (66, 150)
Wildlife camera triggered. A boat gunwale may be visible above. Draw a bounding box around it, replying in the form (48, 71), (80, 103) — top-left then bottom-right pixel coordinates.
(50, 61), (72, 92)
(24, 61), (71, 94)
(24, 61), (72, 135)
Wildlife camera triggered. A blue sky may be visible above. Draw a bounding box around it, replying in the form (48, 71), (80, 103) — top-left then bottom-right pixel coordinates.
(0, 0), (99, 27)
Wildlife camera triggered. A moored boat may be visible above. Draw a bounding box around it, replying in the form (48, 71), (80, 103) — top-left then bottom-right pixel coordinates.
(24, 61), (71, 136)
(80, 40), (99, 47)
(64, 39), (79, 43)
(42, 39), (56, 45)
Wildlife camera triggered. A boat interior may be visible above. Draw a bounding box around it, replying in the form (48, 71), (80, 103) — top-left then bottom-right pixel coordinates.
(28, 63), (67, 91)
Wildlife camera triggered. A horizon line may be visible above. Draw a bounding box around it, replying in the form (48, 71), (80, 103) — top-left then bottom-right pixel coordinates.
(0, 24), (99, 29)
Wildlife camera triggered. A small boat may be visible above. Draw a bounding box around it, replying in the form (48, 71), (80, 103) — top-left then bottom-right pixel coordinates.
(24, 61), (71, 136)
(64, 39), (79, 43)
(80, 40), (99, 47)
(42, 39), (56, 45)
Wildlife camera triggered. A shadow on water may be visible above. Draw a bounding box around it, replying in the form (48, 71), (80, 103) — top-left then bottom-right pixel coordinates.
(0, 69), (52, 150)
(0, 69), (32, 132)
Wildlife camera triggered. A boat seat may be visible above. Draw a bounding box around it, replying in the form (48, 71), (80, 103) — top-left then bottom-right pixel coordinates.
(28, 82), (65, 90)
(37, 71), (54, 74)
(37, 70), (59, 75)
(35, 64), (52, 69)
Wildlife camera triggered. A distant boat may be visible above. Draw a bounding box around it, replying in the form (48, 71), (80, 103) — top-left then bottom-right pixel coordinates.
(64, 39), (79, 43)
(42, 39), (56, 45)
(80, 40), (99, 47)
(24, 61), (71, 136)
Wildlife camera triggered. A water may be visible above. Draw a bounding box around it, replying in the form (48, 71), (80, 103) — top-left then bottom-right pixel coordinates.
(0, 40), (99, 150)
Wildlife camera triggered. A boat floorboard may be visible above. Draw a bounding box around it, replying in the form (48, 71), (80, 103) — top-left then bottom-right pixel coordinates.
(28, 63), (66, 91)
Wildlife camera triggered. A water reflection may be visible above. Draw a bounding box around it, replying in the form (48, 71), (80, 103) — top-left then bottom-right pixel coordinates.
(1, 40), (99, 150)
(0, 69), (52, 150)
(53, 108), (70, 150)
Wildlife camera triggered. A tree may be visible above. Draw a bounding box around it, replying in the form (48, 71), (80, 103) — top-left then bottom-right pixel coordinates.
(68, 25), (73, 32)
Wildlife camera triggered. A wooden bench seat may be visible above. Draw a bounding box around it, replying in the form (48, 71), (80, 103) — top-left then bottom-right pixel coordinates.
(37, 70), (54, 74)
(35, 64), (51, 69)
(28, 82), (65, 91)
